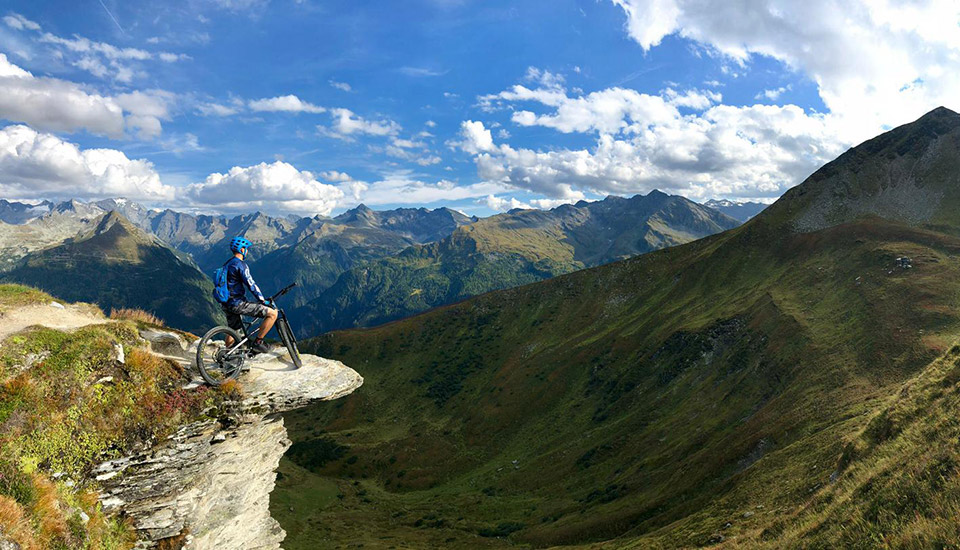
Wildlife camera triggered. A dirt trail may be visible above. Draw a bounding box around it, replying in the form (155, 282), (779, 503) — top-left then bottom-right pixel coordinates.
(0, 302), (110, 341)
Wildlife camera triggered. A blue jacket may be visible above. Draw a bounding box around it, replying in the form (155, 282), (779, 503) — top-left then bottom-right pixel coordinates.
(224, 256), (266, 306)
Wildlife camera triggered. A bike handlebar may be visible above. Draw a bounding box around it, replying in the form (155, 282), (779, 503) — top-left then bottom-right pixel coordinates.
(269, 282), (297, 301)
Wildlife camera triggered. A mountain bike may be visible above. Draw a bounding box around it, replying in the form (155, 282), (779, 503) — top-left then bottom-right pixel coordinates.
(196, 283), (302, 385)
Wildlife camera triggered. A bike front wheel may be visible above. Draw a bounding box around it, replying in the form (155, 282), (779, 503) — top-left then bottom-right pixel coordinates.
(196, 326), (245, 385)
(277, 316), (302, 369)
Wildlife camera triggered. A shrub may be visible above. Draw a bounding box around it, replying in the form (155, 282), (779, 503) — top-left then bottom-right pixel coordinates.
(109, 308), (163, 327)
(0, 494), (37, 550)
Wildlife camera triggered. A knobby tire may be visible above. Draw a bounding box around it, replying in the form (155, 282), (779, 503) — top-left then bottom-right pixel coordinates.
(197, 326), (244, 386)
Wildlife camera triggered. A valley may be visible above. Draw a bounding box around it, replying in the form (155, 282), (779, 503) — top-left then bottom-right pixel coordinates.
(271, 107), (960, 547)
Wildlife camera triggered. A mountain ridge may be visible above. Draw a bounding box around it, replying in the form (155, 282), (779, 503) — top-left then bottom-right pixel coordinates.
(288, 191), (739, 336)
(0, 193), (742, 329)
(764, 105), (960, 232)
(703, 198), (768, 222)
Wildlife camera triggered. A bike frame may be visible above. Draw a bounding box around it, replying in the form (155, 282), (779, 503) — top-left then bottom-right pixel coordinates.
(221, 283), (296, 357)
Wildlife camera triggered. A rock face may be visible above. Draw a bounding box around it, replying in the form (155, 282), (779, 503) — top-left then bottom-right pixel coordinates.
(766, 106), (960, 233)
(94, 330), (363, 549)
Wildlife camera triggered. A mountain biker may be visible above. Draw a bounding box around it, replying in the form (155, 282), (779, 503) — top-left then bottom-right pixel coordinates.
(222, 236), (276, 354)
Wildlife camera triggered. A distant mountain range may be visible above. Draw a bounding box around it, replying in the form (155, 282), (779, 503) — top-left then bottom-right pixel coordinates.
(0, 199), (477, 310)
(702, 198), (768, 221)
(289, 191), (740, 336)
(0, 191), (740, 335)
(0, 199), (55, 224)
(278, 106), (960, 547)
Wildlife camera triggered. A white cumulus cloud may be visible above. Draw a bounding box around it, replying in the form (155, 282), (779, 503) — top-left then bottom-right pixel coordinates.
(609, 0), (960, 143)
(756, 86), (790, 101)
(320, 170), (354, 182)
(460, 61), (853, 202)
(461, 74), (843, 201)
(320, 108), (400, 139)
(183, 161), (344, 215)
(454, 120), (497, 154)
(483, 84), (681, 134)
(0, 53), (124, 136)
(483, 194), (530, 212)
(0, 124), (173, 201)
(0, 54), (172, 138)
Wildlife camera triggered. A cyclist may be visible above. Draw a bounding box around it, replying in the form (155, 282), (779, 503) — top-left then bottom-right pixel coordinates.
(222, 236), (276, 354)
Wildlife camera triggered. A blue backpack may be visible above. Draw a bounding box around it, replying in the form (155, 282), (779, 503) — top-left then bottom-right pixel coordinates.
(212, 262), (230, 304)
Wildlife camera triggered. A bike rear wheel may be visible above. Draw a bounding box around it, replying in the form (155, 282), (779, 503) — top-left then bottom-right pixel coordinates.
(277, 316), (301, 369)
(196, 326), (245, 385)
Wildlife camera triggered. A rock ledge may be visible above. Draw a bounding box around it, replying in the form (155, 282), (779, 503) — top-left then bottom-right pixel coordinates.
(94, 331), (363, 549)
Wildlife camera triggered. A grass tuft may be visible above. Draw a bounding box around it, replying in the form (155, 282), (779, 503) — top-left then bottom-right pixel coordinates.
(109, 308), (163, 327)
(0, 284), (53, 313)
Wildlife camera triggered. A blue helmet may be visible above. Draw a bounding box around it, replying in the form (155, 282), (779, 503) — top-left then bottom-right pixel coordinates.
(230, 236), (252, 254)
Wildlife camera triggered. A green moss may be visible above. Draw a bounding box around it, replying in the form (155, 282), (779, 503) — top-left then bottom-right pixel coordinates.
(0, 284), (53, 311)
(20, 416), (116, 475)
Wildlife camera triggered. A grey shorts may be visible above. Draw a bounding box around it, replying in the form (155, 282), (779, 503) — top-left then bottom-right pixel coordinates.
(223, 301), (271, 331)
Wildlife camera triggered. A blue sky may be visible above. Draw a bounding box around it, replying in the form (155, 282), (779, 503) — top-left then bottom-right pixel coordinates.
(0, 0), (957, 216)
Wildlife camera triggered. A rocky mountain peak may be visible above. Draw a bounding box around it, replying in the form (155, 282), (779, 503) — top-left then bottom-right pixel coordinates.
(91, 210), (140, 236)
(760, 106), (960, 232)
(53, 199), (83, 212)
(915, 105), (958, 124)
(336, 203), (377, 225)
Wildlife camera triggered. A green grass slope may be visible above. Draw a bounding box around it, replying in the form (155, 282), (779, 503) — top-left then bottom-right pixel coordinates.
(273, 107), (960, 547)
(2, 212), (224, 335)
(289, 192), (739, 337)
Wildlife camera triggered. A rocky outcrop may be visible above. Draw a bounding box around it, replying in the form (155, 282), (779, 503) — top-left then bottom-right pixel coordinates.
(94, 330), (363, 549)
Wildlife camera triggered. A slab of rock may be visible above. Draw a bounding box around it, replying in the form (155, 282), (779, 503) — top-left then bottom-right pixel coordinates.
(95, 352), (362, 549)
(241, 352), (362, 412)
(140, 328), (191, 360)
